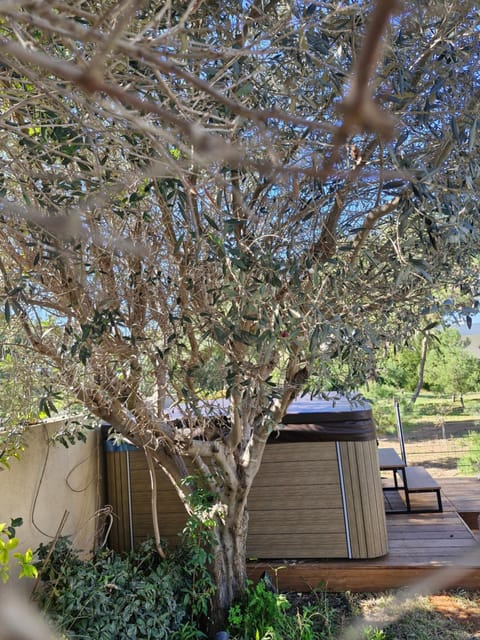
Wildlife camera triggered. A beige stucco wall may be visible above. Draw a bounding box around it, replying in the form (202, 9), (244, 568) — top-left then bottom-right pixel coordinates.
(0, 418), (102, 565)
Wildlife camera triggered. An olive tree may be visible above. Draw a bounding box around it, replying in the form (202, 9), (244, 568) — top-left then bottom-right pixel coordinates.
(0, 0), (479, 623)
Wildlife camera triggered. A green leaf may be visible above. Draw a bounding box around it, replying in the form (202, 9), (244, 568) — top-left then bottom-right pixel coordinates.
(309, 325), (320, 354)
(203, 214), (219, 230)
(468, 118), (477, 153)
(235, 82), (254, 98)
(18, 563), (38, 579)
(450, 115), (460, 140)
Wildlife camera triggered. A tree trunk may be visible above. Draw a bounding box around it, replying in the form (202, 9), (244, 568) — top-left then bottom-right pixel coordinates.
(209, 502), (249, 635)
(410, 333), (429, 406)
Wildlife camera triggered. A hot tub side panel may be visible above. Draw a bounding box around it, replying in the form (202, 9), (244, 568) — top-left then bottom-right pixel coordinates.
(247, 442), (349, 558)
(129, 452), (189, 549)
(105, 449), (188, 552)
(105, 450), (133, 552)
(105, 426), (387, 559)
(338, 441), (388, 558)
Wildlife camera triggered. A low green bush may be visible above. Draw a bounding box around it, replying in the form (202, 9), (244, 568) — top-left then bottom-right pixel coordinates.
(457, 430), (480, 476)
(226, 579), (344, 640)
(35, 536), (214, 640)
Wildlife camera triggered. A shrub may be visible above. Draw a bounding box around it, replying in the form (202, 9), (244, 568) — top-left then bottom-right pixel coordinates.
(227, 579), (336, 640)
(457, 430), (480, 476)
(35, 536), (213, 639)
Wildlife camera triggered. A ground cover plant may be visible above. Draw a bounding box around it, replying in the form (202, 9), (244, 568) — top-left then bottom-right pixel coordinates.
(226, 578), (341, 640)
(35, 536), (215, 640)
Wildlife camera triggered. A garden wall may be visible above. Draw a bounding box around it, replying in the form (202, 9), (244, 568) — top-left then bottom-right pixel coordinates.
(0, 418), (102, 568)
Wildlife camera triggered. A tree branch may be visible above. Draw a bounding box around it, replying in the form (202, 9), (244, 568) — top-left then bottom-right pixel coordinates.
(350, 195), (402, 263)
(144, 446), (166, 559)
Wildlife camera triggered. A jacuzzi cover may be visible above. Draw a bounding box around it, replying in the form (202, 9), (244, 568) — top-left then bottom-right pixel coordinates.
(275, 395), (376, 442)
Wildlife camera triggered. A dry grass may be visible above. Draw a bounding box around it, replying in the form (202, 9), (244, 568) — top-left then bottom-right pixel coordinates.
(342, 589), (480, 639)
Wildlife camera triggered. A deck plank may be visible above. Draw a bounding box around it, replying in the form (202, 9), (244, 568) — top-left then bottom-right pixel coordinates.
(439, 477), (480, 513)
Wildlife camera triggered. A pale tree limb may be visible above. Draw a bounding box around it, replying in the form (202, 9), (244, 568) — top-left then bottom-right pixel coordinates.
(0, 0), (400, 181)
(144, 446), (166, 559)
(0, 587), (59, 640)
(84, 0), (141, 82)
(225, 387), (243, 450)
(350, 195), (402, 263)
(344, 0), (401, 128)
(322, 0), (401, 178)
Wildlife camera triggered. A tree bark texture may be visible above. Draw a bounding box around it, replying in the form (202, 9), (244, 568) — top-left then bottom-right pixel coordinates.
(210, 504), (249, 633)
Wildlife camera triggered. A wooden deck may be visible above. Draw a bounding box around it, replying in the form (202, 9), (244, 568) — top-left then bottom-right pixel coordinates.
(247, 477), (480, 592)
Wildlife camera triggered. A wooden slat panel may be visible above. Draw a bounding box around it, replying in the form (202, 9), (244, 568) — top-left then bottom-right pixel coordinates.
(132, 505), (187, 538)
(388, 526), (470, 539)
(105, 451), (131, 552)
(253, 459), (339, 486)
(119, 449), (189, 547)
(363, 441), (388, 558)
(357, 441), (384, 558)
(339, 441), (388, 559)
(108, 441), (386, 559)
(388, 538), (476, 550)
(340, 441), (366, 558)
(129, 451), (197, 473)
(127, 450), (147, 469)
(133, 513), (188, 530)
(386, 513), (460, 526)
(246, 442), (347, 558)
(131, 488), (185, 500)
(261, 442), (337, 463)
(132, 494), (186, 517)
(248, 509), (346, 535)
(247, 562), (480, 592)
(130, 469), (176, 485)
(248, 484), (342, 510)
(438, 478), (480, 513)
(247, 534), (348, 558)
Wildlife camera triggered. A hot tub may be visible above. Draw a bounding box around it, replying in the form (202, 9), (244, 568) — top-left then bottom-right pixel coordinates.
(104, 396), (387, 559)
(247, 396), (388, 559)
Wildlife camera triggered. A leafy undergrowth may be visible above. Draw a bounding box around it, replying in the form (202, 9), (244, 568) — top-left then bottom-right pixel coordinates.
(33, 537), (479, 640)
(227, 581), (352, 639)
(34, 536), (214, 640)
